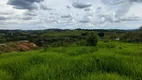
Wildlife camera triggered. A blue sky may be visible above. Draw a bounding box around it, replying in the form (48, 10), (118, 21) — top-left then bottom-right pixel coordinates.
(0, 0), (142, 30)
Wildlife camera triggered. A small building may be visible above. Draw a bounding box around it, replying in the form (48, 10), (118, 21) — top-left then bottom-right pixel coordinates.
(115, 38), (120, 41)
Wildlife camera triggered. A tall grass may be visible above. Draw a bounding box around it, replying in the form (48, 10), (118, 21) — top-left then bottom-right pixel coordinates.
(0, 41), (142, 80)
(0, 70), (12, 80)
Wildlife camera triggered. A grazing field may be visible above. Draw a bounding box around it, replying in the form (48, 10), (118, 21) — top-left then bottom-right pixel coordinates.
(0, 41), (142, 80)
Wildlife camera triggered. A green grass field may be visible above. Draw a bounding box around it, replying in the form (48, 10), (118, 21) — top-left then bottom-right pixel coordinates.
(0, 41), (142, 80)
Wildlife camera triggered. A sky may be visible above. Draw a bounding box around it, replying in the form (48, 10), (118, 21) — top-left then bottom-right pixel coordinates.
(0, 0), (142, 30)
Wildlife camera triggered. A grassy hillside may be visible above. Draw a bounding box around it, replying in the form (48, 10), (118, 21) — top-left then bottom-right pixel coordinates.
(0, 41), (142, 80)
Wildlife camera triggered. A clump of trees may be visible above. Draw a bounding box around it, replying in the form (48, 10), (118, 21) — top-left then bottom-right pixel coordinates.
(81, 32), (88, 36)
(120, 32), (142, 43)
(86, 33), (98, 46)
(98, 32), (104, 38)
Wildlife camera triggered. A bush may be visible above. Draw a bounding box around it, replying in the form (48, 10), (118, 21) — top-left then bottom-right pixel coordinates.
(98, 32), (104, 37)
(86, 33), (98, 46)
(81, 32), (88, 36)
(105, 43), (116, 49)
(120, 32), (142, 43)
(77, 40), (87, 46)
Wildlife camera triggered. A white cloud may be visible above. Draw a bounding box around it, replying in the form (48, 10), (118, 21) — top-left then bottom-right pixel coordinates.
(0, 0), (142, 29)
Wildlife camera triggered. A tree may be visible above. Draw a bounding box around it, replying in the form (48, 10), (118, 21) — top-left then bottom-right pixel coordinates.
(86, 33), (98, 46)
(98, 32), (104, 37)
(81, 32), (88, 36)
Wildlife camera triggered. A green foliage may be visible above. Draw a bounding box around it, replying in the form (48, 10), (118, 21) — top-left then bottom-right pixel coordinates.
(0, 41), (142, 80)
(105, 43), (116, 49)
(98, 32), (104, 37)
(120, 32), (142, 43)
(85, 73), (131, 80)
(81, 32), (88, 36)
(0, 29), (142, 80)
(0, 70), (12, 80)
(0, 39), (6, 43)
(86, 33), (98, 46)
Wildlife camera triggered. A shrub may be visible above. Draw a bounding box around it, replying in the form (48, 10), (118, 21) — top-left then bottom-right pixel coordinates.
(105, 43), (116, 49)
(98, 32), (104, 37)
(86, 33), (98, 46)
(120, 32), (142, 43)
(109, 36), (117, 40)
(77, 40), (87, 46)
(81, 32), (88, 36)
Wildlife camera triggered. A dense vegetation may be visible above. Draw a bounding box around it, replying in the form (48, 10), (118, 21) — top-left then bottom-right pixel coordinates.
(0, 29), (142, 80)
(0, 41), (142, 80)
(0, 29), (142, 46)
